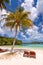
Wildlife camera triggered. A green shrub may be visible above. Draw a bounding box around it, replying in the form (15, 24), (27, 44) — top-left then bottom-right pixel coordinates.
(0, 37), (22, 45)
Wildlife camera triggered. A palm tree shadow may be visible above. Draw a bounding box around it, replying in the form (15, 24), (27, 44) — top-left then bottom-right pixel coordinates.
(0, 52), (17, 59)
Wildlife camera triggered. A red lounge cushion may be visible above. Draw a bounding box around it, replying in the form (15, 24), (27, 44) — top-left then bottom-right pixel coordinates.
(30, 51), (36, 55)
(0, 48), (8, 53)
(30, 51), (36, 58)
(23, 50), (36, 58)
(23, 51), (30, 57)
(24, 51), (29, 54)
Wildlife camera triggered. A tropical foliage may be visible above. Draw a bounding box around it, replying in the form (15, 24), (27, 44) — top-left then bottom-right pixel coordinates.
(0, 7), (33, 52)
(0, 37), (22, 45)
(4, 7), (33, 32)
(0, 0), (9, 9)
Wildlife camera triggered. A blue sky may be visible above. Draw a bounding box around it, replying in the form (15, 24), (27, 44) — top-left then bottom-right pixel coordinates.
(0, 0), (43, 42)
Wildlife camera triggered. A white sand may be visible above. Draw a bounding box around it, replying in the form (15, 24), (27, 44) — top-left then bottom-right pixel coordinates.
(0, 48), (43, 65)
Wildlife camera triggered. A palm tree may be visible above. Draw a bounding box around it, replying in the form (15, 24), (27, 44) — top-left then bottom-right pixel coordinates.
(0, 0), (9, 9)
(0, 7), (33, 52)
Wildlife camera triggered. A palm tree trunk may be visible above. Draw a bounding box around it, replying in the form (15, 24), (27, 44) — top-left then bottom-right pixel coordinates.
(10, 38), (16, 52)
(10, 32), (17, 52)
(10, 26), (19, 52)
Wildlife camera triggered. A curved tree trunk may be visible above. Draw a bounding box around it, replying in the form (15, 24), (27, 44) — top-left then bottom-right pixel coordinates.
(10, 31), (17, 52)
(10, 26), (19, 52)
(10, 38), (16, 52)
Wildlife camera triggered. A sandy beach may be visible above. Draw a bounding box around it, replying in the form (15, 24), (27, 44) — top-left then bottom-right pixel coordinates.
(0, 47), (43, 65)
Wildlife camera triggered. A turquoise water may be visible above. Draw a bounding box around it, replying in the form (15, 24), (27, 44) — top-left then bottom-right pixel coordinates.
(21, 44), (43, 48)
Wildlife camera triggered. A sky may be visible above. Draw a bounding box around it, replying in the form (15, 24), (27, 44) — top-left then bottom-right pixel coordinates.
(0, 0), (43, 42)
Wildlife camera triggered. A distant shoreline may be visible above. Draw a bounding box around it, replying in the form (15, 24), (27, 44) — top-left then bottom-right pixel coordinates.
(0, 45), (43, 50)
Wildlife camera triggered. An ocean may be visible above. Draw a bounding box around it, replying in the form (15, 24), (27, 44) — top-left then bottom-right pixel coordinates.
(21, 43), (43, 48)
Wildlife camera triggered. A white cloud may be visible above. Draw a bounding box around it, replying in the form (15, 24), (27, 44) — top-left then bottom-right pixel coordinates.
(42, 28), (43, 32)
(36, 0), (43, 13)
(21, 0), (38, 21)
(26, 25), (43, 42)
(26, 25), (38, 34)
(21, 0), (33, 12)
(20, 32), (27, 39)
(30, 7), (38, 21)
(20, 0), (43, 42)
(41, 25), (43, 32)
(19, 25), (43, 42)
(0, 9), (10, 27)
(0, 28), (5, 36)
(26, 25), (39, 38)
(1, 9), (7, 14)
(0, 9), (9, 19)
(21, 0), (43, 21)
(0, 28), (4, 33)
(0, 9), (9, 18)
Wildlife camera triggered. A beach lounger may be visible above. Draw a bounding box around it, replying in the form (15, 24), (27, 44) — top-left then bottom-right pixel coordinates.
(23, 50), (36, 58)
(0, 48), (8, 53)
(29, 51), (36, 58)
(23, 50), (30, 57)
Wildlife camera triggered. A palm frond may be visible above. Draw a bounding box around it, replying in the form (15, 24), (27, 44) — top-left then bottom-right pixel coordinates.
(0, 0), (9, 9)
(6, 13), (15, 21)
(20, 10), (30, 20)
(4, 22), (15, 27)
(14, 10), (20, 20)
(21, 24), (25, 33)
(17, 7), (24, 13)
(4, 0), (9, 3)
(2, 2), (6, 9)
(22, 18), (33, 28)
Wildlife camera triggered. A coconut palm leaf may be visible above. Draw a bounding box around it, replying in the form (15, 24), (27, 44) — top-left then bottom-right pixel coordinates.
(20, 24), (25, 33)
(4, 7), (33, 30)
(6, 13), (15, 21)
(4, 22), (15, 27)
(1, 2), (6, 9)
(0, 0), (9, 9)
(20, 10), (30, 19)
(21, 18), (33, 28)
